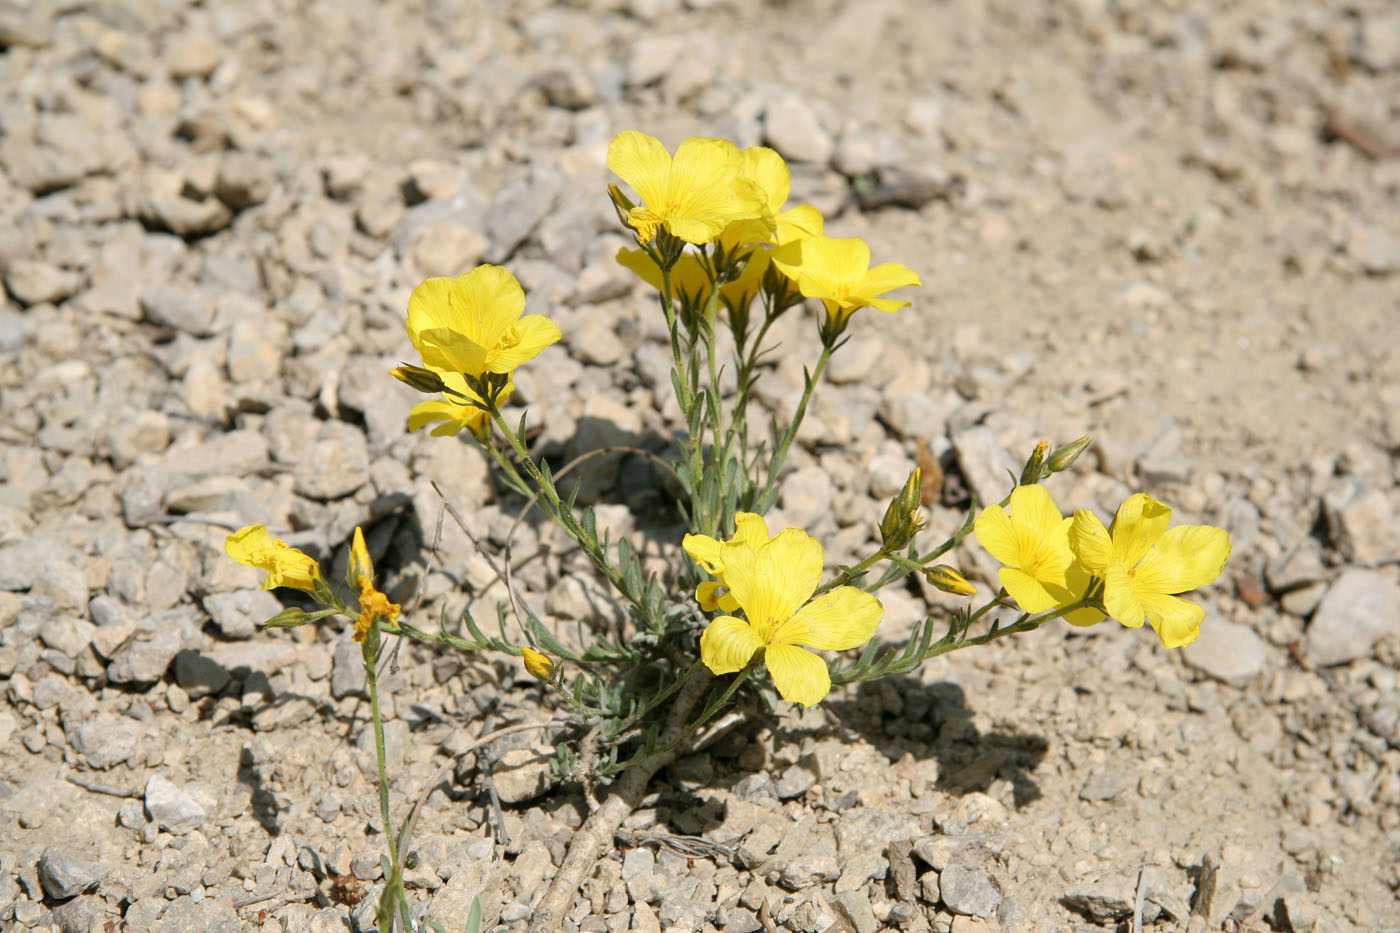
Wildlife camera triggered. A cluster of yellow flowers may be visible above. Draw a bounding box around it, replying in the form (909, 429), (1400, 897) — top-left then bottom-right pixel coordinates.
(975, 487), (1231, 649)
(607, 130), (921, 340)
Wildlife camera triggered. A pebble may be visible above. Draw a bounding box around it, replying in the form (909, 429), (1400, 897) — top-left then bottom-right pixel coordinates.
(937, 863), (1002, 917)
(1321, 477), (1398, 564)
(139, 284), (217, 337)
(1344, 224), (1400, 275)
(107, 625), (183, 684)
(203, 588), (282, 640)
(1182, 618), (1267, 685)
(173, 650), (232, 699)
(5, 259), (81, 306)
(69, 718), (142, 769)
(1304, 569), (1400, 667)
(492, 747), (554, 804)
(38, 849), (105, 900)
(950, 425), (1020, 507)
(293, 421), (370, 499)
(774, 764), (817, 799)
(215, 151), (276, 209)
(145, 774), (207, 834)
(763, 92), (834, 164)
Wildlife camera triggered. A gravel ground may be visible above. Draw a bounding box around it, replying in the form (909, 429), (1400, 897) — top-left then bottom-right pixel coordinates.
(2, 1), (1399, 931)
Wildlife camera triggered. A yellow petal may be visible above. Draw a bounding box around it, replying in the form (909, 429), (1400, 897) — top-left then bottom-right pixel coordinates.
(773, 586), (883, 651)
(350, 526), (373, 590)
(718, 530), (822, 641)
(485, 314), (562, 374)
(408, 399), (465, 433)
(417, 327), (490, 376)
(731, 512), (770, 549)
(700, 615), (765, 674)
(974, 504), (1020, 567)
(999, 566), (1061, 614)
(696, 581), (725, 612)
(1141, 594), (1206, 648)
(1010, 484), (1064, 543)
(764, 643), (831, 706)
(616, 247), (666, 292)
(1102, 562), (1146, 628)
(774, 204), (823, 244)
(740, 146), (791, 213)
(607, 131), (672, 211)
(454, 264), (527, 351)
(1068, 510), (1113, 574)
(226, 524), (275, 568)
(666, 136), (748, 244)
(1109, 493), (1171, 568)
(858, 261), (921, 300)
(1147, 525), (1232, 593)
(865, 295), (912, 314)
(682, 533), (725, 574)
(1063, 606), (1107, 627)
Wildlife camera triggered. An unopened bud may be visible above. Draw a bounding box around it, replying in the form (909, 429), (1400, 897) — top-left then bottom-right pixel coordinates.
(924, 565), (977, 596)
(606, 184), (635, 227)
(521, 646), (555, 682)
(389, 364), (446, 395)
(1047, 436), (1092, 473)
(880, 467), (926, 551)
(1019, 440), (1050, 486)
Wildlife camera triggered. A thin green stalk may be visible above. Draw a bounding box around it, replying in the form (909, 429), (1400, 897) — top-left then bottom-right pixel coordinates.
(364, 633), (413, 932)
(754, 344), (833, 511)
(606, 660), (755, 775)
(813, 548), (893, 597)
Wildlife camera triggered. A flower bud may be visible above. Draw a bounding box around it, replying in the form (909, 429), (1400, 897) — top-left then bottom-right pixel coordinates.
(389, 364), (446, 395)
(924, 565), (977, 596)
(1019, 440), (1050, 486)
(880, 467), (926, 551)
(1047, 436), (1092, 474)
(521, 646), (555, 682)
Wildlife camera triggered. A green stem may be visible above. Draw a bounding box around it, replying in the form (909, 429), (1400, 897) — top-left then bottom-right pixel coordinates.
(754, 343), (833, 512)
(813, 548), (892, 597)
(606, 660), (754, 775)
(363, 634), (413, 932)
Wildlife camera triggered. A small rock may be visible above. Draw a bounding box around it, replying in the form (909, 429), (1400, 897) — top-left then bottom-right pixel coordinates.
(69, 718), (142, 769)
(216, 151), (276, 209)
(1356, 15), (1400, 71)
(139, 285), (217, 337)
(774, 764), (816, 799)
(1077, 769), (1135, 802)
(868, 454), (917, 500)
(780, 466), (837, 534)
(492, 747), (553, 803)
(5, 260), (81, 306)
(569, 324), (625, 367)
(1304, 569), (1400, 667)
(138, 170), (233, 236)
(203, 588), (283, 640)
(832, 890), (878, 933)
(950, 425), (1019, 507)
(38, 849), (104, 900)
(764, 92), (834, 164)
(537, 66), (596, 110)
(1345, 224), (1399, 275)
(167, 33), (222, 78)
(627, 34), (690, 87)
(173, 650), (231, 699)
(938, 863), (1002, 917)
(833, 128), (903, 177)
(1321, 477), (1399, 564)
(145, 774), (207, 834)
(107, 625), (183, 683)
(330, 639), (368, 700)
(293, 421), (370, 499)
(621, 847), (655, 881)
(485, 167), (561, 263)
(1182, 619), (1267, 685)
(409, 220), (488, 277)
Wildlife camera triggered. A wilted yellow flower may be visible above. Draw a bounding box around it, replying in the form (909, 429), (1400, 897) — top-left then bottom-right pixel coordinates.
(683, 512), (773, 611)
(407, 371), (509, 437)
(1069, 493), (1231, 649)
(349, 526), (400, 642)
(973, 485), (1101, 625)
(521, 646), (555, 681)
(770, 234), (920, 327)
(607, 131), (766, 244)
(405, 265), (560, 379)
(225, 524), (322, 592)
(699, 529), (883, 706)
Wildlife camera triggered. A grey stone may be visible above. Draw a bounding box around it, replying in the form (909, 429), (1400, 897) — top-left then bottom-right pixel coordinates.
(203, 588), (282, 640)
(139, 285), (217, 336)
(779, 466), (837, 533)
(38, 848), (104, 900)
(492, 747), (552, 804)
(50, 894), (104, 932)
(69, 718), (142, 769)
(537, 65), (596, 110)
(216, 151), (276, 209)
(150, 895), (241, 933)
(911, 833), (1007, 872)
(331, 637), (368, 699)
(174, 650), (231, 699)
(31, 560), (87, 613)
(775, 764), (816, 799)
(763, 92), (833, 164)
(1182, 618), (1267, 685)
(833, 128), (903, 177)
(1267, 543), (1326, 593)
(407, 219), (488, 277)
(145, 774), (207, 834)
(938, 863), (1002, 917)
(294, 421), (370, 499)
(166, 33), (222, 78)
(485, 166), (561, 263)
(1304, 569), (1400, 667)
(569, 323), (625, 367)
(1322, 477), (1398, 564)
(107, 624), (183, 683)
(5, 260), (81, 306)
(1078, 769), (1135, 802)
(1357, 15), (1400, 71)
(621, 846), (654, 881)
(723, 906), (761, 933)
(1345, 224), (1400, 275)
(950, 425), (1019, 508)
(868, 454), (917, 500)
(832, 890), (878, 933)
(138, 171), (233, 237)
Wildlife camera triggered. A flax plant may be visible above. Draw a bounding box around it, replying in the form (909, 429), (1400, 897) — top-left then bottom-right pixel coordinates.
(225, 130), (1231, 930)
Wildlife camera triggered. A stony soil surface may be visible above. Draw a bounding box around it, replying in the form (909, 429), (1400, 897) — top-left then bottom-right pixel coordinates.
(2, 1), (1399, 931)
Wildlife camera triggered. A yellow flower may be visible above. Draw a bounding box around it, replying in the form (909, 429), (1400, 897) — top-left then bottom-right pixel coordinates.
(616, 247), (766, 316)
(724, 146), (824, 247)
(407, 371), (510, 437)
(521, 646), (555, 681)
(770, 234), (920, 325)
(405, 265), (561, 378)
(699, 529), (883, 706)
(607, 131), (766, 244)
(349, 526), (400, 642)
(974, 485), (1102, 624)
(1068, 494), (1231, 649)
(225, 524), (322, 592)
(682, 512), (773, 611)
